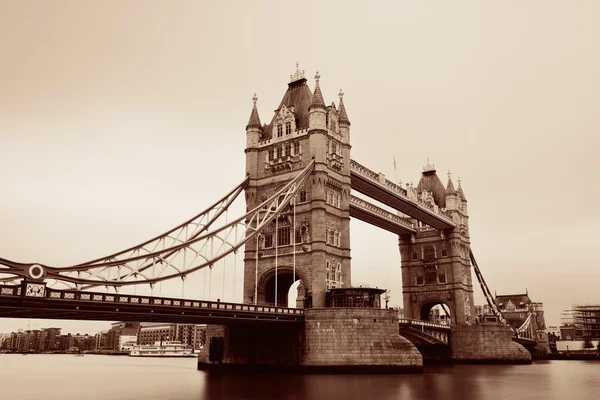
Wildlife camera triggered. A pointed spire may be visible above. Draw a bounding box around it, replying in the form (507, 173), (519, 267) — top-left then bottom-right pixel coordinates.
(338, 89), (350, 126)
(446, 169), (456, 195)
(457, 177), (467, 201)
(246, 93), (262, 131)
(309, 71), (326, 110)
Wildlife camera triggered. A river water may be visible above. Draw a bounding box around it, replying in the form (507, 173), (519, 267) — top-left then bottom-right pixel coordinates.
(0, 354), (599, 400)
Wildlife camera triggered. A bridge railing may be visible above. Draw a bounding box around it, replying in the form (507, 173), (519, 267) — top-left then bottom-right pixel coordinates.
(0, 285), (304, 316)
(398, 318), (452, 330)
(350, 159), (455, 224)
(349, 195), (415, 231)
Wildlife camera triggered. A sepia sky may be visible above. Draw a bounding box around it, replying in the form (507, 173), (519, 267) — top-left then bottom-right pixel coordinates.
(1, 1), (599, 334)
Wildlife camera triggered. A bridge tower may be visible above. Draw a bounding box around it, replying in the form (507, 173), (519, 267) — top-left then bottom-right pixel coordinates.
(399, 163), (475, 325)
(243, 65), (352, 308)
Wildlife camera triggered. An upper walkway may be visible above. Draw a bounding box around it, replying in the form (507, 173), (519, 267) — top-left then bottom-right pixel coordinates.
(350, 159), (456, 230)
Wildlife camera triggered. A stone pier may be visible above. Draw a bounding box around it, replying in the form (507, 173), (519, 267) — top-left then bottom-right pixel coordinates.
(450, 323), (532, 364)
(198, 308), (423, 373)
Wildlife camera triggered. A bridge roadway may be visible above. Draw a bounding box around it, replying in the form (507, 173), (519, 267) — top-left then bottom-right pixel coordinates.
(0, 284), (303, 325)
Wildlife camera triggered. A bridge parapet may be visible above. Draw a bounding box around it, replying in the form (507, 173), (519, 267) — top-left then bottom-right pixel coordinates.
(349, 159), (455, 225)
(398, 318), (452, 331)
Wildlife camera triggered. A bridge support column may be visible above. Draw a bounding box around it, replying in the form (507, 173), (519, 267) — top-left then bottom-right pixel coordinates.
(301, 308), (422, 372)
(198, 308), (423, 373)
(450, 323), (532, 364)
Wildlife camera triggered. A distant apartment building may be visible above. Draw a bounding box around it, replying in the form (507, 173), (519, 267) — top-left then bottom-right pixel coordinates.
(138, 323), (206, 349)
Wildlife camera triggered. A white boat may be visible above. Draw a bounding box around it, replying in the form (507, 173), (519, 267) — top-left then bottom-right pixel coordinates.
(129, 340), (196, 358)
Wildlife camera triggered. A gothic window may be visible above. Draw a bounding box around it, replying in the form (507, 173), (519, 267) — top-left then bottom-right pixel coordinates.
(264, 233), (273, 248)
(425, 269), (437, 285)
(277, 226), (290, 246)
(271, 148), (276, 160)
(285, 143), (291, 157)
(416, 274), (424, 285)
(326, 260), (343, 289)
(325, 228), (341, 247)
(276, 147), (282, 158)
(299, 189), (307, 203)
(441, 245), (448, 257)
(325, 189), (341, 208)
(277, 124), (283, 137)
(293, 142), (300, 155)
(438, 268), (447, 284)
(424, 246), (435, 260)
(285, 122), (291, 135)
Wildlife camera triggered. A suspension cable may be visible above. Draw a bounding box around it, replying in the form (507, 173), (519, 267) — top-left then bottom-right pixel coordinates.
(293, 194), (296, 303)
(222, 209), (227, 301)
(254, 235), (259, 305)
(275, 213), (278, 308)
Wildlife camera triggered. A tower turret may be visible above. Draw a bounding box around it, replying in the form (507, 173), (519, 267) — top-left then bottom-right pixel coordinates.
(246, 93), (262, 149)
(338, 89), (351, 144)
(445, 170), (458, 211)
(308, 71), (327, 130)
(245, 94), (262, 181)
(457, 178), (468, 215)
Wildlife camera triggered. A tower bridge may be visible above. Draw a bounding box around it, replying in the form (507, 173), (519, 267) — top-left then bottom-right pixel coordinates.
(0, 65), (541, 372)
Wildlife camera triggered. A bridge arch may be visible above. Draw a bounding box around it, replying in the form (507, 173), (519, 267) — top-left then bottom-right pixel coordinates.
(416, 298), (454, 325)
(257, 266), (305, 308)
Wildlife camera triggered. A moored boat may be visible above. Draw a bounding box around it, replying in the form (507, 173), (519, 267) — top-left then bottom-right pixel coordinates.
(129, 340), (195, 358)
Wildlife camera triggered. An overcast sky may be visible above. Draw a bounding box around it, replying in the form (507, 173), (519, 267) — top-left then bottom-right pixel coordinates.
(1, 1), (599, 334)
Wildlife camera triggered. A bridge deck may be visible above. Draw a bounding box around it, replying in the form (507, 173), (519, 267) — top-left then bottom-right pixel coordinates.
(0, 285), (303, 325)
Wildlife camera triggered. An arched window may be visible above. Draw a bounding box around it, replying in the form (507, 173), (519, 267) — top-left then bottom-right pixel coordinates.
(277, 124), (283, 137)
(424, 246), (435, 260)
(285, 122), (292, 135)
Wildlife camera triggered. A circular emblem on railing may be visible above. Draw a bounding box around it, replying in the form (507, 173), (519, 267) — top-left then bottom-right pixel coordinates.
(28, 264), (45, 280)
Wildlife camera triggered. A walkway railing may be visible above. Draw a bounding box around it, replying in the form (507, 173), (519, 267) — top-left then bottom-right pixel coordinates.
(0, 284), (304, 317)
(398, 318), (452, 330)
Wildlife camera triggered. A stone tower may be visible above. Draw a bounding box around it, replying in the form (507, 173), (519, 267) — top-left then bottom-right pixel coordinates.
(243, 65), (352, 308)
(398, 161), (474, 325)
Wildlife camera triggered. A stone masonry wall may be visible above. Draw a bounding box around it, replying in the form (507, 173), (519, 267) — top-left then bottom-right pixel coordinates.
(450, 324), (532, 363)
(198, 323), (303, 368)
(303, 308), (422, 371)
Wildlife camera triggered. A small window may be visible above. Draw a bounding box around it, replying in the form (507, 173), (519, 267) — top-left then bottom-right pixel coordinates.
(438, 272), (446, 284)
(276, 147), (282, 158)
(416, 275), (424, 285)
(285, 144), (291, 157)
(295, 229), (302, 244)
(277, 226), (290, 246)
(441, 248), (448, 257)
(412, 252), (418, 260)
(264, 234), (273, 248)
(277, 125), (283, 137)
(271, 148), (277, 160)
(424, 246), (435, 260)
(299, 189), (307, 203)
(294, 142), (300, 155)
(285, 122), (291, 135)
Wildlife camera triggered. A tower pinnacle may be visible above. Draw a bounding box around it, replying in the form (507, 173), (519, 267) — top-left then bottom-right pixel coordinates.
(338, 88), (351, 126)
(309, 70), (326, 110)
(290, 62), (306, 83)
(246, 93), (262, 130)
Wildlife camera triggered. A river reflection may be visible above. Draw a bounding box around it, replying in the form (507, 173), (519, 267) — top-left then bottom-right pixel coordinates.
(1, 355), (599, 400)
